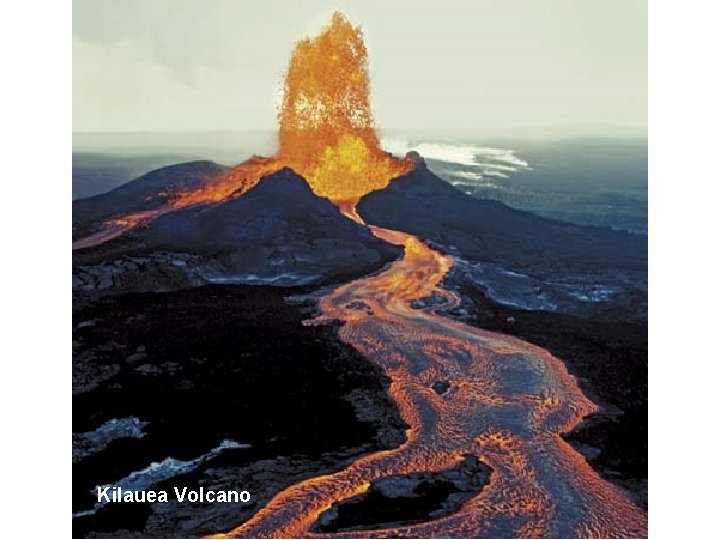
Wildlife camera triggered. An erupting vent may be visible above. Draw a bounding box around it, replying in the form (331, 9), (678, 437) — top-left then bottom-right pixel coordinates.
(172, 11), (411, 213)
(277, 12), (410, 202)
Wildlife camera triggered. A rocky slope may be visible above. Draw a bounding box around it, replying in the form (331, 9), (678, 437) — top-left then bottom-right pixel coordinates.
(358, 155), (647, 275)
(73, 161), (227, 238)
(72, 168), (402, 290)
(72, 285), (408, 537)
(142, 168), (400, 282)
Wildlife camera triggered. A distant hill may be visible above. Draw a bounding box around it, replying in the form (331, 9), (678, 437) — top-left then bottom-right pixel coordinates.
(73, 161), (227, 235)
(358, 156), (647, 275)
(73, 167), (401, 289)
(72, 153), (204, 200)
(143, 167), (401, 277)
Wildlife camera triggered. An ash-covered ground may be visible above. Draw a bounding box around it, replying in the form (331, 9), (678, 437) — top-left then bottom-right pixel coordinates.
(72, 285), (408, 537)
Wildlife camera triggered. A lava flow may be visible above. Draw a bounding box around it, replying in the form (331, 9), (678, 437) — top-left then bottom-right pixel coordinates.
(213, 229), (648, 538)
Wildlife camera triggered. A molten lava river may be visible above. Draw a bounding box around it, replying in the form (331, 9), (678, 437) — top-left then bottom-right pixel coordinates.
(209, 226), (648, 539)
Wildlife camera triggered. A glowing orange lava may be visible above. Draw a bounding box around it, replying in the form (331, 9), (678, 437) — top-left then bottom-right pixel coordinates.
(171, 156), (281, 208)
(277, 12), (409, 201)
(171, 11), (410, 214)
(213, 228), (648, 538)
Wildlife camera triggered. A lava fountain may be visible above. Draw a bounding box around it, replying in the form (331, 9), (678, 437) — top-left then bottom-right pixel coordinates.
(276, 12), (410, 204)
(171, 11), (410, 213)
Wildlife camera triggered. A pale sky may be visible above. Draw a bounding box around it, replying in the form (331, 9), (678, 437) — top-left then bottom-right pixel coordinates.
(73, 0), (647, 135)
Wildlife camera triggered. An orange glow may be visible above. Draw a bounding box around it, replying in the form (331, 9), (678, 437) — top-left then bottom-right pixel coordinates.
(277, 12), (410, 201)
(170, 11), (409, 214)
(171, 156), (281, 208)
(215, 230), (648, 538)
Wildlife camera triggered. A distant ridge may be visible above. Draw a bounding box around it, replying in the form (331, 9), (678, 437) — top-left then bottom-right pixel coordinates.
(73, 166), (402, 289)
(73, 161), (227, 234)
(358, 157), (647, 274)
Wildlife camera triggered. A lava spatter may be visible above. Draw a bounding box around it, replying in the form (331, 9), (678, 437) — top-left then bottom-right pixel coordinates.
(277, 12), (409, 202)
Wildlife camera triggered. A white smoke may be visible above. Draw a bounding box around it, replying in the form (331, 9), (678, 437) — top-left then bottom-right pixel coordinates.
(380, 138), (530, 186)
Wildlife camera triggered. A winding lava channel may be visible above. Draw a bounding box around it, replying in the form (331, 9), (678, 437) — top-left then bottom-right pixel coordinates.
(72, 203), (650, 536)
(209, 225), (648, 538)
